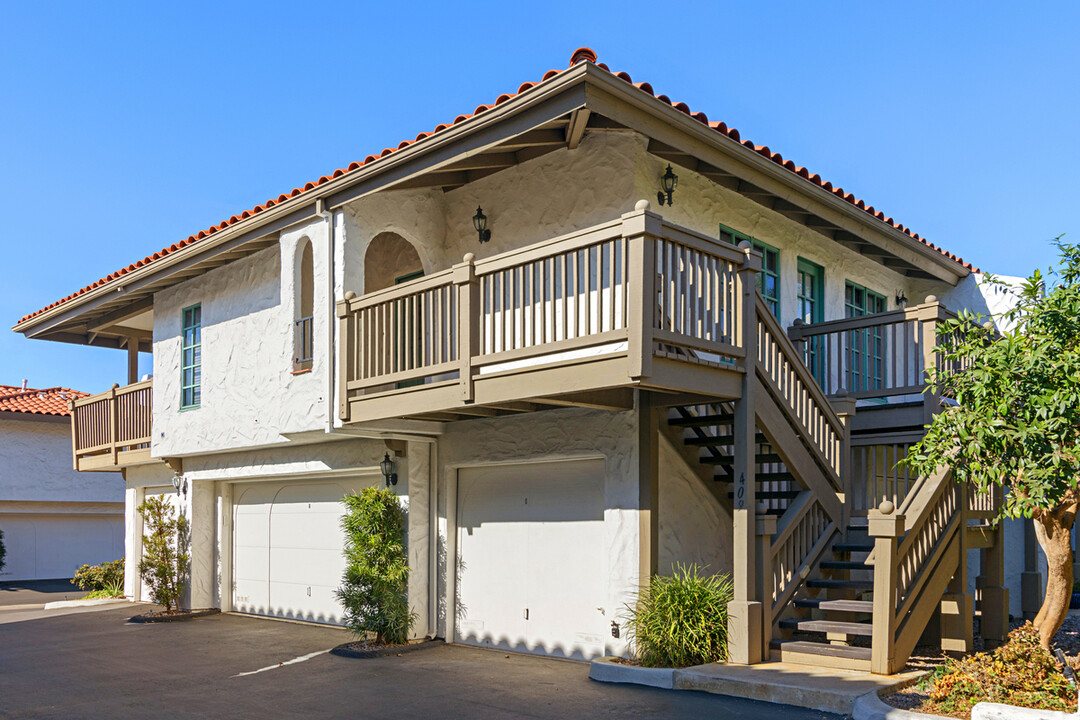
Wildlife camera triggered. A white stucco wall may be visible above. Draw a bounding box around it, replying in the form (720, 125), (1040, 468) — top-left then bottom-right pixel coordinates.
(0, 416), (122, 503)
(152, 218), (331, 458)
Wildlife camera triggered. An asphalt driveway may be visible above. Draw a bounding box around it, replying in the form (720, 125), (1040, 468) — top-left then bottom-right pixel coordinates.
(0, 607), (839, 720)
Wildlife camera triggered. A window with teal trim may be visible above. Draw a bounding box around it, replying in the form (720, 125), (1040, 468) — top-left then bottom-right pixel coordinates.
(844, 282), (887, 392)
(181, 305), (202, 409)
(719, 224), (779, 318)
(796, 259), (825, 383)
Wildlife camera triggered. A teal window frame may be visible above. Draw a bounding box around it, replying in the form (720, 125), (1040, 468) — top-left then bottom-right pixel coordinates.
(719, 223), (779, 319)
(180, 304), (202, 410)
(844, 282), (887, 393)
(796, 258), (825, 383)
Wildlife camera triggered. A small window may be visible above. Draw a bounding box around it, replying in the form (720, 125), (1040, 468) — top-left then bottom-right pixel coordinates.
(294, 240), (314, 372)
(181, 304), (202, 409)
(719, 224), (779, 319)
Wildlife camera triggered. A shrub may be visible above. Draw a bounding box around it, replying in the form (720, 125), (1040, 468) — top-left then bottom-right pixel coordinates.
(919, 623), (1075, 716)
(623, 564), (734, 668)
(74, 558), (124, 592)
(0, 527), (5, 574)
(335, 487), (414, 645)
(136, 495), (189, 612)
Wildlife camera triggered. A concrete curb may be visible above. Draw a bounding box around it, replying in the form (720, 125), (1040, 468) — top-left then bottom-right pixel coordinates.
(588, 657), (675, 689)
(971, 702), (1080, 719)
(128, 608), (221, 624)
(330, 638), (442, 659)
(852, 689), (954, 720)
(43, 598), (129, 611)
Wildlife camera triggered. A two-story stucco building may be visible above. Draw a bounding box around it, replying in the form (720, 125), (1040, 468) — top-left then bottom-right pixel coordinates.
(0, 384), (124, 581)
(13, 48), (1034, 674)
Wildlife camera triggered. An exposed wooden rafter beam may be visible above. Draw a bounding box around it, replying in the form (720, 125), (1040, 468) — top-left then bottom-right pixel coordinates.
(566, 108), (591, 149)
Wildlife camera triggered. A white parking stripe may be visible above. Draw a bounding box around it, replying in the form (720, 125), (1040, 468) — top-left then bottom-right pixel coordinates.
(231, 649), (332, 678)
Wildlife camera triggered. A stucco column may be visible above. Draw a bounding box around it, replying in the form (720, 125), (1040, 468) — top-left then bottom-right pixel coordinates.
(124, 486), (144, 600)
(187, 479), (216, 610)
(637, 393), (660, 583)
(406, 440), (431, 639)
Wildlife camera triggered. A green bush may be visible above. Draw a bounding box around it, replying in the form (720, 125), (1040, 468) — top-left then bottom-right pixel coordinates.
(74, 558), (124, 592)
(623, 564), (734, 668)
(336, 487), (415, 645)
(136, 495), (189, 612)
(918, 623), (1075, 716)
(0, 527), (6, 574)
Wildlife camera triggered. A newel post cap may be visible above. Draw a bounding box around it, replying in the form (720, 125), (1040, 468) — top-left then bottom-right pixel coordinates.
(868, 504), (905, 538)
(343, 291), (356, 300)
(634, 199), (651, 211)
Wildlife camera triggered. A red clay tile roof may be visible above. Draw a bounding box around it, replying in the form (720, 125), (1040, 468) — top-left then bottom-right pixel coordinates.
(17, 48), (975, 326)
(0, 385), (87, 416)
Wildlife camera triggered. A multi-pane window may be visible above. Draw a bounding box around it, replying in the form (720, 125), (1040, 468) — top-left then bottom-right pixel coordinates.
(181, 304), (202, 409)
(845, 281), (887, 392)
(719, 224), (779, 319)
(797, 259), (825, 383)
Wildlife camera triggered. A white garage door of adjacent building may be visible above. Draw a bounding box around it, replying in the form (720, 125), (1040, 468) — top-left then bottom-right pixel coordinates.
(456, 459), (607, 660)
(232, 477), (375, 626)
(0, 512), (123, 581)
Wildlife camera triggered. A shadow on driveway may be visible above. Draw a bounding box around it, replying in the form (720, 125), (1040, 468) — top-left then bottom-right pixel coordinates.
(0, 578), (80, 606)
(0, 607), (840, 720)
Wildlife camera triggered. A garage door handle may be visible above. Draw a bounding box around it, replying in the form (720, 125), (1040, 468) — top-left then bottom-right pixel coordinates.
(523, 608), (529, 620)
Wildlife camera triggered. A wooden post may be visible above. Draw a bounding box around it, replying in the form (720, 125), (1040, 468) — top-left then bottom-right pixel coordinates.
(126, 335), (140, 385)
(869, 501), (905, 675)
(979, 505), (1010, 647)
(830, 390), (856, 532)
(940, 478), (973, 653)
(728, 240), (763, 665)
(756, 511), (778, 660)
(453, 253), (480, 402)
(109, 383), (119, 466)
(624, 201), (661, 381)
(336, 293), (355, 421)
(919, 296), (942, 427)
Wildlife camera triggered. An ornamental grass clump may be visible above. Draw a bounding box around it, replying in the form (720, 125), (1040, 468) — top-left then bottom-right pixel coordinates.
(336, 487), (415, 645)
(623, 564), (733, 668)
(918, 623), (1075, 717)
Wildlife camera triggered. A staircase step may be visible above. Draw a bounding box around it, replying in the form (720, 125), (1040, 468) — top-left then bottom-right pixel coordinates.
(819, 560), (869, 571)
(699, 453), (783, 465)
(779, 618), (873, 636)
(832, 542), (873, 554)
(769, 640), (871, 670)
(669, 414), (734, 427)
(728, 490), (800, 500)
(684, 433), (766, 446)
(793, 598), (874, 614)
(713, 472), (796, 484)
(807, 578), (874, 591)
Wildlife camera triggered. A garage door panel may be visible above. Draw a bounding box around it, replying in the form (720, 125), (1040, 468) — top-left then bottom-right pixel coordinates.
(0, 514), (123, 582)
(456, 460), (606, 660)
(232, 477), (374, 626)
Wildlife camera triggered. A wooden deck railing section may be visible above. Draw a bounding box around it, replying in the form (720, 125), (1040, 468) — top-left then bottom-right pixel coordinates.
(70, 379), (153, 471)
(336, 209), (750, 422)
(786, 298), (959, 403)
(768, 493), (837, 623)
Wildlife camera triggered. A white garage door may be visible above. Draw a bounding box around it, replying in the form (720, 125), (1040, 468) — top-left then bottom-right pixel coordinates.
(456, 459), (607, 660)
(0, 513), (123, 582)
(232, 477), (375, 625)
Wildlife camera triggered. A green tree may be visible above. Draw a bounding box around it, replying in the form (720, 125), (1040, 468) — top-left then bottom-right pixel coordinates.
(336, 487), (414, 645)
(905, 239), (1080, 648)
(136, 495), (189, 612)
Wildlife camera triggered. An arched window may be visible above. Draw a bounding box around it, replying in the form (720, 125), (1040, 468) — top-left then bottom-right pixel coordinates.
(294, 239), (314, 372)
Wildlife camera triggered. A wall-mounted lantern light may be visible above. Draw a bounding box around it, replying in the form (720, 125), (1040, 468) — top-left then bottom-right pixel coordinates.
(472, 206), (491, 244)
(171, 471), (188, 498)
(380, 452), (398, 487)
(895, 290), (908, 309)
(657, 165), (678, 207)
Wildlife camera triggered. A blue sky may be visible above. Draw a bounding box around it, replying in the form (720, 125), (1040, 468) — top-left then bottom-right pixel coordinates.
(1, 1), (1076, 393)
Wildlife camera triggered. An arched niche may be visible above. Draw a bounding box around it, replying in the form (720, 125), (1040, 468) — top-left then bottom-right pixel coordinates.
(364, 232), (423, 293)
(294, 238), (314, 370)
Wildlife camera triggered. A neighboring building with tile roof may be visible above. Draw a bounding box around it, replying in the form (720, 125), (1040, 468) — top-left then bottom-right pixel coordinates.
(0, 383), (122, 582)
(11, 49), (1023, 675)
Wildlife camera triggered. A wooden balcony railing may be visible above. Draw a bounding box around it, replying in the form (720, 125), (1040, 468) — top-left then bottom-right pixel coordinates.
(70, 379), (153, 471)
(337, 208), (756, 423)
(786, 298), (959, 401)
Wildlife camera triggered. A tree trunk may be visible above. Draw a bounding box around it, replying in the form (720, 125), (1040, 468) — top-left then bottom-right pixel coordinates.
(1032, 498), (1078, 648)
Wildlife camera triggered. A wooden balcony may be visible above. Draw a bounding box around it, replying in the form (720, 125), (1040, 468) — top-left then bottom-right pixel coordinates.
(70, 379), (154, 471)
(786, 299), (961, 433)
(337, 208), (759, 424)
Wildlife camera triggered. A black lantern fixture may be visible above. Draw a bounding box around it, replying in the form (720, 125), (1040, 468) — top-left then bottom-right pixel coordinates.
(895, 290), (908, 309)
(472, 206), (491, 244)
(171, 471), (188, 498)
(380, 452), (398, 487)
(657, 164), (678, 207)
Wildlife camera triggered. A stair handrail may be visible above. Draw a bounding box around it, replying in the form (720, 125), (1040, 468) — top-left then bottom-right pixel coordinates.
(768, 491), (837, 622)
(755, 294), (845, 487)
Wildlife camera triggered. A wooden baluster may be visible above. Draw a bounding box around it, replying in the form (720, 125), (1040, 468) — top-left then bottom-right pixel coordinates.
(869, 501), (905, 675)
